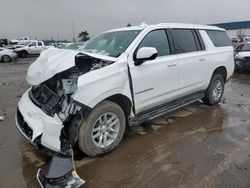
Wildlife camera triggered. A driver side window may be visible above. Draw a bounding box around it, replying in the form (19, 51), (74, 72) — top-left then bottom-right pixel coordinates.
(138, 30), (170, 57)
(29, 42), (36, 47)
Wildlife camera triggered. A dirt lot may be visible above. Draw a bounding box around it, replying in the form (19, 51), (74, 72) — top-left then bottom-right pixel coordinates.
(0, 58), (250, 188)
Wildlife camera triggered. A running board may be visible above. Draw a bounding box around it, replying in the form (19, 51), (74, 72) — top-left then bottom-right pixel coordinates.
(129, 91), (204, 125)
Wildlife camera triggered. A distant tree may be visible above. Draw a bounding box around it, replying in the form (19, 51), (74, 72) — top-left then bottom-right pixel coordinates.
(78, 31), (90, 42)
(127, 23), (132, 27)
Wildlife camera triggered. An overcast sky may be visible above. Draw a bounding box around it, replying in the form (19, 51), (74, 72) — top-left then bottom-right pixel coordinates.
(0, 0), (249, 41)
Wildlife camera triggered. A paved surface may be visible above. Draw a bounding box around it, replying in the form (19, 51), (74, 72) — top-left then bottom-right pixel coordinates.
(0, 58), (250, 188)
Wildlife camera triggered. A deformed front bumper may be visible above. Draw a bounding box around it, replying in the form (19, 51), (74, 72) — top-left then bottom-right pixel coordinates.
(235, 58), (250, 70)
(16, 90), (63, 152)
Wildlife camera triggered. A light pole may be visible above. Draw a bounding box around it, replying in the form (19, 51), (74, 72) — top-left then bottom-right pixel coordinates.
(72, 19), (76, 42)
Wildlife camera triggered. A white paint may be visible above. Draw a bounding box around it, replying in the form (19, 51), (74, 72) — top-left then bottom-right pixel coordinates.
(17, 90), (63, 152)
(136, 47), (157, 60)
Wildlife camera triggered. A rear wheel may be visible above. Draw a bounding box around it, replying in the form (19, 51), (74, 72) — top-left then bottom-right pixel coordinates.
(1, 55), (11, 62)
(203, 74), (225, 105)
(78, 100), (126, 157)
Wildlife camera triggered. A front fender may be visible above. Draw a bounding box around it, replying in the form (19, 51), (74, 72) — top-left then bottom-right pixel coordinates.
(72, 61), (132, 108)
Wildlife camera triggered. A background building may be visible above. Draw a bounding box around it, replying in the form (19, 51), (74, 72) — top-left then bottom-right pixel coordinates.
(213, 21), (250, 38)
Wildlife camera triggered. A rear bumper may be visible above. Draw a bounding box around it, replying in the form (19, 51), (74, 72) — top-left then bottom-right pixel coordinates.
(16, 90), (63, 152)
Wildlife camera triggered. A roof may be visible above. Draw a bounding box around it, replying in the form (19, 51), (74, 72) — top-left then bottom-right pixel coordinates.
(213, 21), (250, 30)
(108, 23), (223, 32)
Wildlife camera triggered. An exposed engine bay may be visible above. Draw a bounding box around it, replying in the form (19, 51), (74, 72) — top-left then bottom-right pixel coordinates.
(30, 53), (113, 118)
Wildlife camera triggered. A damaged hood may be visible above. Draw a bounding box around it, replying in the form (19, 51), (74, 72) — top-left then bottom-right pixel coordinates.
(26, 48), (117, 85)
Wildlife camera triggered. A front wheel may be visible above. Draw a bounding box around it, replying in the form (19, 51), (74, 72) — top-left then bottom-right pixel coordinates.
(1, 55), (11, 62)
(78, 100), (126, 157)
(203, 74), (225, 105)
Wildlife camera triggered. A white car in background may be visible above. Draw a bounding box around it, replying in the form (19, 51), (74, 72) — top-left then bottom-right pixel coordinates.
(10, 37), (32, 45)
(235, 43), (250, 71)
(0, 48), (17, 62)
(16, 23), (234, 157)
(14, 41), (46, 58)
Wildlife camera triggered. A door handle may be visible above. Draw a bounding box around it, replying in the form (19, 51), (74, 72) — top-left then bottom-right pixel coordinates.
(199, 58), (206, 62)
(167, 63), (177, 67)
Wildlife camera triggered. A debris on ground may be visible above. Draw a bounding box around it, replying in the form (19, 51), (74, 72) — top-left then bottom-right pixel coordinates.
(0, 116), (5, 121)
(128, 126), (147, 135)
(37, 148), (85, 188)
(0, 82), (9, 86)
(222, 98), (227, 104)
(0, 111), (6, 121)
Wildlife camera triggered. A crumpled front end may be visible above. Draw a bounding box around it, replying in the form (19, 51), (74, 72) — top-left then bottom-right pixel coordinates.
(16, 90), (64, 152)
(16, 49), (116, 153)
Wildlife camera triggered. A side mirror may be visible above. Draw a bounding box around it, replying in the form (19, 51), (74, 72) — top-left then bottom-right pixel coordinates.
(134, 47), (158, 66)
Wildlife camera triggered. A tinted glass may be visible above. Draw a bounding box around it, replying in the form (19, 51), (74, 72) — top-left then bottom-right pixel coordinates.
(83, 30), (140, 57)
(38, 42), (43, 46)
(28, 42), (36, 46)
(138, 30), (170, 56)
(171, 29), (198, 53)
(206, 30), (232, 47)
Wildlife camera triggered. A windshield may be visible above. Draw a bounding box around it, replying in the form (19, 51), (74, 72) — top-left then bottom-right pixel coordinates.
(241, 43), (250, 51)
(65, 43), (85, 50)
(81, 30), (141, 57)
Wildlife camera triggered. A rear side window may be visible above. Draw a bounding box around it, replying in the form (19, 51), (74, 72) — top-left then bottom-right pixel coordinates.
(38, 42), (43, 46)
(206, 30), (232, 47)
(138, 30), (170, 56)
(171, 29), (198, 53)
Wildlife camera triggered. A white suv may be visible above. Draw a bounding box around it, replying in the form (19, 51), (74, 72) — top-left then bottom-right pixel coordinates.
(16, 23), (234, 157)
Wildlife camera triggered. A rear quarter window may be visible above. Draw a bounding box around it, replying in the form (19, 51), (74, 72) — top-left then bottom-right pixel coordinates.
(206, 30), (232, 47)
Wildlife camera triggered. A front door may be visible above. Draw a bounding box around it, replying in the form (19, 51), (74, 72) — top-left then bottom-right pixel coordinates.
(28, 41), (38, 54)
(129, 29), (179, 113)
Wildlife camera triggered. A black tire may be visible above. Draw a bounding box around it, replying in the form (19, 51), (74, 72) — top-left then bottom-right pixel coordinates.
(1, 55), (11, 62)
(19, 50), (28, 58)
(78, 100), (126, 157)
(203, 74), (225, 105)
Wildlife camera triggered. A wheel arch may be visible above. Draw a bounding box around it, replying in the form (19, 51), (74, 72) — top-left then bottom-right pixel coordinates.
(1, 54), (11, 62)
(21, 50), (28, 54)
(212, 66), (227, 82)
(105, 94), (132, 121)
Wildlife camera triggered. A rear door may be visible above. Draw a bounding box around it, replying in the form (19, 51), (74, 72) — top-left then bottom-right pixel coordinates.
(129, 29), (179, 113)
(170, 29), (209, 96)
